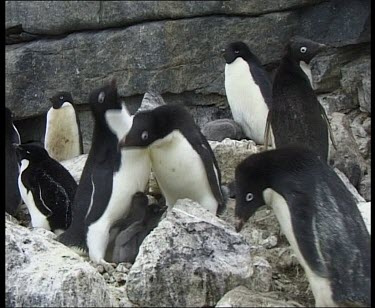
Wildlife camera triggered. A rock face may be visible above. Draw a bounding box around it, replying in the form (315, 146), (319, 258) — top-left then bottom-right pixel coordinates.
(6, 220), (116, 307)
(126, 199), (254, 307)
(202, 119), (247, 142)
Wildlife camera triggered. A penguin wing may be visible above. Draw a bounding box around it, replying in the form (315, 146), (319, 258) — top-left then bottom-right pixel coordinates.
(263, 110), (272, 151)
(74, 108), (84, 154)
(318, 103), (337, 150)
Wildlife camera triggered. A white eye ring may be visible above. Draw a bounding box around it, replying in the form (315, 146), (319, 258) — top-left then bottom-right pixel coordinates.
(59, 96), (64, 100)
(141, 131), (148, 140)
(234, 50), (239, 54)
(246, 193), (254, 202)
(98, 91), (105, 103)
(26, 151), (31, 154)
(300, 46), (307, 53)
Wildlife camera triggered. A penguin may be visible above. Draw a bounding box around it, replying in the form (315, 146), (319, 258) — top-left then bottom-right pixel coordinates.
(15, 143), (77, 234)
(118, 104), (226, 215)
(6, 107), (22, 216)
(223, 41), (273, 145)
(264, 36), (336, 162)
(44, 91), (83, 162)
(108, 192), (166, 264)
(57, 80), (152, 265)
(234, 146), (370, 307)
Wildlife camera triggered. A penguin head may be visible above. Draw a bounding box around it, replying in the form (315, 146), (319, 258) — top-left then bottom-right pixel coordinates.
(89, 79), (122, 122)
(14, 143), (50, 163)
(118, 105), (186, 149)
(286, 36), (326, 64)
(223, 41), (261, 65)
(50, 92), (74, 109)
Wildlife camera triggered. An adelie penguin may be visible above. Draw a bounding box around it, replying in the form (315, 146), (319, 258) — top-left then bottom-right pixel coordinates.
(58, 80), (152, 265)
(264, 36), (336, 162)
(15, 143), (77, 234)
(6, 107), (22, 216)
(118, 104), (227, 215)
(224, 41), (273, 145)
(234, 146), (370, 307)
(44, 91), (83, 162)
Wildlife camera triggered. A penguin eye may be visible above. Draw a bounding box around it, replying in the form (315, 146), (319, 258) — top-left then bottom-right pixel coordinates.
(245, 193), (254, 202)
(26, 151), (31, 155)
(234, 50), (239, 54)
(141, 131), (148, 141)
(300, 46), (307, 53)
(98, 91), (105, 103)
(59, 96), (64, 100)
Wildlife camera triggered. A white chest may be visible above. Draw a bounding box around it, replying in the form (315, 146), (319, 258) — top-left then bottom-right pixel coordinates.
(18, 160), (51, 230)
(150, 131), (217, 212)
(225, 58), (269, 144)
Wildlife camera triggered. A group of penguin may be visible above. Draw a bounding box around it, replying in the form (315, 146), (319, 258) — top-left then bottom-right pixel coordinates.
(5, 35), (370, 307)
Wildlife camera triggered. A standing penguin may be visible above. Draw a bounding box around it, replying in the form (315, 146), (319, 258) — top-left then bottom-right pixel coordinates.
(6, 107), (22, 216)
(118, 104), (226, 215)
(15, 143), (77, 234)
(45, 91), (83, 162)
(57, 80), (152, 265)
(224, 41), (273, 145)
(264, 36), (335, 161)
(234, 146), (370, 307)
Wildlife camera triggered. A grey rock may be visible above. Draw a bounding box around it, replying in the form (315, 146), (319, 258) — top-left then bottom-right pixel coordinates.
(202, 119), (247, 141)
(329, 112), (366, 188)
(60, 154), (88, 184)
(6, 212), (19, 224)
(359, 172), (371, 202)
(6, 219), (116, 307)
(126, 199), (254, 307)
(249, 256), (272, 293)
(215, 286), (302, 307)
(209, 139), (259, 184)
(137, 92), (166, 113)
(334, 168), (365, 203)
(317, 90), (356, 116)
(6, 1), (325, 37)
(350, 113), (371, 159)
(108, 285), (137, 308)
(358, 73), (371, 114)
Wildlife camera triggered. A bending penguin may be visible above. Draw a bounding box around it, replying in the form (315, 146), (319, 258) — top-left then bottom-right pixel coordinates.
(234, 146), (370, 307)
(6, 107), (22, 216)
(15, 143), (77, 234)
(118, 104), (227, 215)
(57, 80), (152, 265)
(45, 91), (83, 162)
(224, 41), (272, 145)
(264, 36), (336, 162)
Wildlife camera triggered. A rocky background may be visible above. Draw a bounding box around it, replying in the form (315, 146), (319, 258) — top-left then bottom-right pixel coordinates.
(5, 1), (371, 307)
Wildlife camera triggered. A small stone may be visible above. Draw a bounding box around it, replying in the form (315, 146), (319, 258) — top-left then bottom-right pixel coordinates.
(260, 235), (278, 249)
(116, 263), (130, 273)
(96, 265), (105, 274)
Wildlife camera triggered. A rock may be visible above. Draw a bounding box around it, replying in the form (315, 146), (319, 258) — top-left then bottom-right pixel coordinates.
(350, 113), (371, 159)
(358, 73), (371, 114)
(357, 202), (371, 234)
(6, 219), (116, 307)
(137, 92), (166, 113)
(329, 112), (366, 188)
(6, 1), (325, 37)
(60, 154), (88, 184)
(108, 285), (137, 308)
(6, 212), (19, 224)
(215, 286), (301, 307)
(209, 138), (259, 184)
(359, 172), (371, 201)
(317, 90), (355, 116)
(249, 256), (272, 292)
(334, 168), (365, 203)
(126, 199), (254, 307)
(202, 119), (247, 142)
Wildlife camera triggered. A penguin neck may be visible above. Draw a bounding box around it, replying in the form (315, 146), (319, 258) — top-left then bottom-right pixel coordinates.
(277, 55), (312, 85)
(91, 122), (118, 148)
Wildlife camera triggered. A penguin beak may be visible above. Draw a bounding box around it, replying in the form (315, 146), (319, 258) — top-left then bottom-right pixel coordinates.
(234, 217), (245, 232)
(318, 43), (327, 51)
(221, 48), (226, 56)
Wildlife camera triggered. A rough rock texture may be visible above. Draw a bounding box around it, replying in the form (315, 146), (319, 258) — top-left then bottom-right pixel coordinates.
(202, 119), (247, 141)
(6, 220), (116, 307)
(215, 286), (301, 307)
(126, 199), (254, 307)
(60, 154), (88, 184)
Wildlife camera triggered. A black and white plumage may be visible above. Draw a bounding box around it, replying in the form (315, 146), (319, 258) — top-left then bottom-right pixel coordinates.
(6, 107), (22, 216)
(57, 80), (151, 264)
(224, 41), (272, 144)
(15, 143), (77, 234)
(264, 36), (335, 162)
(45, 91), (83, 162)
(118, 104), (226, 215)
(234, 146), (370, 307)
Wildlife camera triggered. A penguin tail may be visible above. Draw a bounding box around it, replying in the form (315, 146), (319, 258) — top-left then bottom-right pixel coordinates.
(57, 227), (88, 253)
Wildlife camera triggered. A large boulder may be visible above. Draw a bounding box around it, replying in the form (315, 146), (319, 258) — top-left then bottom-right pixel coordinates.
(126, 199), (255, 307)
(6, 219), (116, 307)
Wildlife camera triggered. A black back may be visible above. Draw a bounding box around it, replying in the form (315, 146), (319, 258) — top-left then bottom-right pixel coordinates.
(269, 36), (328, 161)
(5, 107), (21, 216)
(235, 146), (370, 306)
(15, 143), (77, 231)
(57, 80), (122, 250)
(224, 41), (273, 108)
(121, 104), (226, 215)
(48, 91), (84, 154)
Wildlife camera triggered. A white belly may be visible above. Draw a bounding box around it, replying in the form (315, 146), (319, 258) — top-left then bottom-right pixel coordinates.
(150, 131), (218, 214)
(263, 188), (336, 307)
(225, 58), (269, 144)
(18, 160), (51, 230)
(45, 104), (80, 162)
